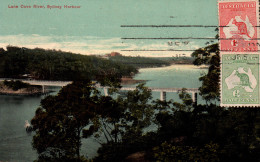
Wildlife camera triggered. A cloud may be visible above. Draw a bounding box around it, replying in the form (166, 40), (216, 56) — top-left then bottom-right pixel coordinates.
(0, 34), (205, 57)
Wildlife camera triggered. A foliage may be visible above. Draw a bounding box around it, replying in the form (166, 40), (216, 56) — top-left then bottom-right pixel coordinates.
(3, 80), (30, 90)
(192, 43), (219, 66)
(29, 41), (260, 162)
(172, 88), (193, 111)
(153, 90), (196, 145)
(153, 141), (220, 162)
(93, 87), (200, 162)
(109, 55), (170, 68)
(93, 84), (154, 162)
(149, 42), (260, 162)
(192, 43), (220, 102)
(31, 82), (155, 162)
(192, 106), (260, 161)
(31, 81), (100, 161)
(152, 103), (260, 161)
(0, 46), (138, 82)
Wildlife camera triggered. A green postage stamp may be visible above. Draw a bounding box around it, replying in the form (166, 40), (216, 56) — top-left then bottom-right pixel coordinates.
(221, 54), (259, 107)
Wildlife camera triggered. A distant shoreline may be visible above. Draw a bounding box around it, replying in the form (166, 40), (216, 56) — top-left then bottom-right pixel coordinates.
(137, 63), (209, 71)
(0, 81), (46, 96)
(0, 92), (47, 96)
(123, 63), (209, 85)
(170, 63), (209, 68)
(0, 63), (208, 93)
(0, 88), (48, 96)
(121, 77), (146, 85)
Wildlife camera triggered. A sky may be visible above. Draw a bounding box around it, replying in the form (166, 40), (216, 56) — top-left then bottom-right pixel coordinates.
(0, 0), (218, 57)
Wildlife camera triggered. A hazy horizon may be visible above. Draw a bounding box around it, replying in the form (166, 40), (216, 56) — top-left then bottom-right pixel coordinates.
(0, 0), (218, 57)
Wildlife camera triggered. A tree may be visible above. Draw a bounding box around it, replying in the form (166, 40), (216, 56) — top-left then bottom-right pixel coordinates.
(151, 41), (260, 161)
(31, 78), (155, 162)
(192, 43), (220, 103)
(0, 45), (138, 81)
(153, 141), (220, 162)
(31, 81), (99, 161)
(94, 83), (155, 162)
(30, 40), (260, 162)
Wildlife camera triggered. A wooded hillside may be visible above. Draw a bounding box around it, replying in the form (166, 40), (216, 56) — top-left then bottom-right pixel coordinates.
(0, 46), (138, 81)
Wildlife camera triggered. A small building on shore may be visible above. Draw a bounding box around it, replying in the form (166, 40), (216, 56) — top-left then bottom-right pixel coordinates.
(100, 52), (122, 59)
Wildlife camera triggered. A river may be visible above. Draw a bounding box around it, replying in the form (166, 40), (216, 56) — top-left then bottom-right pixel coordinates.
(0, 65), (207, 162)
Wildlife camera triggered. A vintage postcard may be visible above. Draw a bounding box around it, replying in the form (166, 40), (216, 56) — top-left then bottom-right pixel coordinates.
(218, 0), (259, 52)
(2, 0), (260, 162)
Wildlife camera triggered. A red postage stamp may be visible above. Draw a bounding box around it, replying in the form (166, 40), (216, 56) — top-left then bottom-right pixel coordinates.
(219, 0), (259, 52)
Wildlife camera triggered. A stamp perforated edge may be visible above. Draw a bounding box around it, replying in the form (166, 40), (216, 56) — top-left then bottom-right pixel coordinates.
(218, 0), (260, 54)
(220, 53), (260, 107)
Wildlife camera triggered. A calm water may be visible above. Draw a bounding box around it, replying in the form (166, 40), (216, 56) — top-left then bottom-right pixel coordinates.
(0, 65), (207, 161)
(134, 65), (207, 103)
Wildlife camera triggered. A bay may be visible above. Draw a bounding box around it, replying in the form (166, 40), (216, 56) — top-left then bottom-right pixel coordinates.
(133, 65), (207, 103)
(0, 65), (207, 161)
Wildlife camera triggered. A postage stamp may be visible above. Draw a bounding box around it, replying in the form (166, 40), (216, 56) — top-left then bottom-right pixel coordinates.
(221, 54), (260, 107)
(218, 0), (259, 53)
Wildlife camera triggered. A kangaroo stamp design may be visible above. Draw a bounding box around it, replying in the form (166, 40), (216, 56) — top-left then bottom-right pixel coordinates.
(221, 54), (259, 107)
(218, 1), (258, 52)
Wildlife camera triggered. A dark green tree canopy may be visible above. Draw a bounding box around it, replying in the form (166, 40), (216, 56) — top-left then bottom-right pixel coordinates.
(31, 81), (100, 161)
